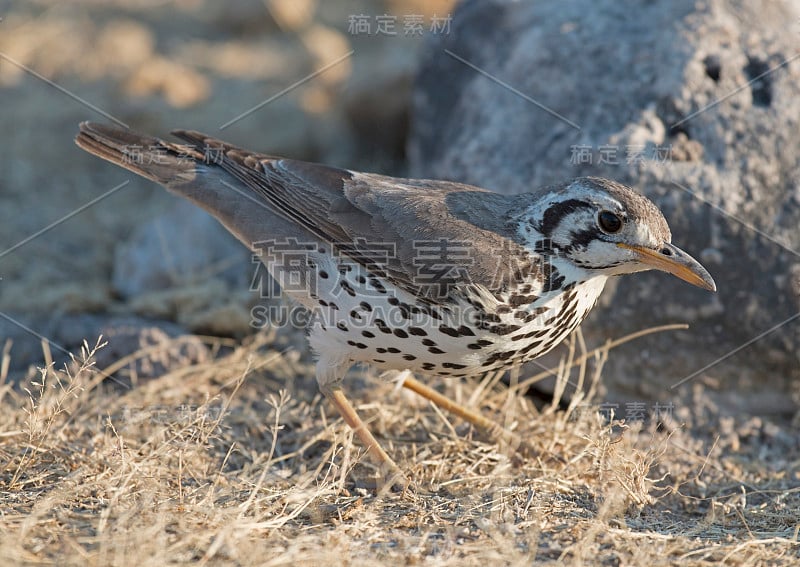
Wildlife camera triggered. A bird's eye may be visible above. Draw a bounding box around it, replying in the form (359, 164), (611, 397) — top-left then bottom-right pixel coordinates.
(597, 211), (623, 234)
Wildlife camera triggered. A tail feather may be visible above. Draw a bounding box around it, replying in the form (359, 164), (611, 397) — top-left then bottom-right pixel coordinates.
(75, 121), (203, 185)
(75, 121), (312, 253)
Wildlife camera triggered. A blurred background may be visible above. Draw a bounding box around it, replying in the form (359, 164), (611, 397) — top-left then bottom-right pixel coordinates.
(1, 0), (799, 433)
(0, 0), (454, 375)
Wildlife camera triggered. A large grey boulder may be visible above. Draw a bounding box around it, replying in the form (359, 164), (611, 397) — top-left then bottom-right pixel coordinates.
(409, 0), (800, 415)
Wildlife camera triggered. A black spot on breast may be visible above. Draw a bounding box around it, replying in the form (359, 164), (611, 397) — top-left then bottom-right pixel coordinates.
(373, 359), (386, 363)
(319, 270), (329, 279)
(408, 327), (427, 336)
(508, 294), (539, 308)
(421, 338), (436, 347)
(475, 313), (502, 330)
(329, 302), (339, 310)
(537, 338), (556, 354)
(467, 339), (493, 350)
(375, 319), (391, 334)
(387, 347), (401, 354)
(515, 307), (547, 323)
(403, 354), (416, 361)
(359, 301), (373, 312)
(362, 330), (375, 338)
(422, 306), (443, 320)
(349, 310), (362, 321)
(482, 350), (516, 366)
(356, 275), (366, 284)
(376, 347), (387, 353)
(561, 305), (578, 324)
(394, 329), (408, 338)
(457, 325), (475, 337)
(439, 326), (459, 337)
(337, 322), (348, 331)
(319, 299), (328, 307)
(347, 340), (367, 349)
(422, 362), (436, 371)
(387, 297), (400, 306)
(490, 324), (521, 336)
(340, 281), (357, 297)
(428, 346), (445, 354)
(439, 325), (475, 337)
(518, 340), (543, 354)
(442, 362), (466, 369)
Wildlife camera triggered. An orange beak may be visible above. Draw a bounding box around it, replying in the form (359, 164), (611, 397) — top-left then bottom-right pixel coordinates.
(617, 242), (716, 291)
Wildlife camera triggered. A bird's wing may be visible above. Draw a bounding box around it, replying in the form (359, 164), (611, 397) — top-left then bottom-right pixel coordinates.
(172, 130), (534, 302)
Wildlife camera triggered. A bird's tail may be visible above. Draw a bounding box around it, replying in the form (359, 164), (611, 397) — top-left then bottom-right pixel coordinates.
(75, 121), (203, 186)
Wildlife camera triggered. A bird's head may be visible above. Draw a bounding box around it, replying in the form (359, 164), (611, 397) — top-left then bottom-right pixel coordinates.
(518, 177), (716, 291)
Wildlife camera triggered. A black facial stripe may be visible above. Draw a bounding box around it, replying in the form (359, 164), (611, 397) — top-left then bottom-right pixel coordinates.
(566, 228), (602, 251)
(539, 199), (593, 237)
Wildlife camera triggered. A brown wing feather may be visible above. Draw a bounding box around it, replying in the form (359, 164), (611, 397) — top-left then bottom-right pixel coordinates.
(170, 130), (533, 300)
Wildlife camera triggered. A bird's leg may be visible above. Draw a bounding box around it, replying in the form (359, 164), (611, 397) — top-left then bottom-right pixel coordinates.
(401, 374), (522, 449)
(322, 385), (402, 477)
(316, 355), (404, 484)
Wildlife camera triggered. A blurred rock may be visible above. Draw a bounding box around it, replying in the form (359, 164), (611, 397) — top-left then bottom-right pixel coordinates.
(409, 0), (800, 411)
(113, 199), (250, 299)
(60, 315), (212, 388)
(300, 24), (352, 82)
(267, 0), (317, 31)
(128, 280), (257, 337)
(125, 57), (211, 108)
(0, 313), (209, 386)
(342, 46), (417, 173)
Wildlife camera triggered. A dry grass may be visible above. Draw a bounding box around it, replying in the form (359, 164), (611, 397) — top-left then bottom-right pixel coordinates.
(1, 329), (798, 566)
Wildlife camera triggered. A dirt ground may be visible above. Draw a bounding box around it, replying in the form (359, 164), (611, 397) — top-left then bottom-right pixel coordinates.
(1, 1), (798, 565)
(2, 331), (799, 565)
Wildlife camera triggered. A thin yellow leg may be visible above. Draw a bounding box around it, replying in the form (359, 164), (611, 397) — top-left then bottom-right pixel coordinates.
(401, 375), (519, 446)
(325, 387), (404, 481)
